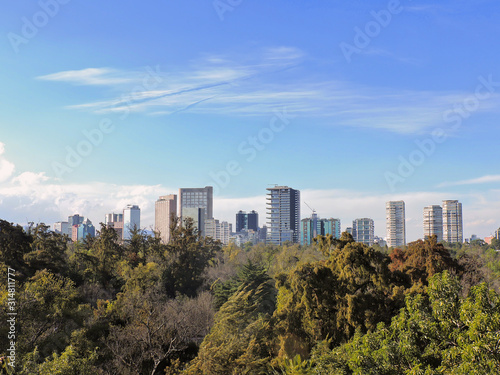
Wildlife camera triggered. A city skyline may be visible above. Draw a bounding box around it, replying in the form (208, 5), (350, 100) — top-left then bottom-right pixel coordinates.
(48, 187), (484, 244)
(1, 1), (499, 241)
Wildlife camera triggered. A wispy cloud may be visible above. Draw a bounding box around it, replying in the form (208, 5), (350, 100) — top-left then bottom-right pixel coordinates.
(360, 48), (422, 65)
(438, 175), (500, 188)
(37, 68), (134, 86)
(37, 47), (500, 135)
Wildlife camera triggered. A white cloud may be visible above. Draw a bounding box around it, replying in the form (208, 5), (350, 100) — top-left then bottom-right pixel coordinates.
(0, 142), (15, 182)
(12, 172), (50, 186)
(438, 175), (500, 187)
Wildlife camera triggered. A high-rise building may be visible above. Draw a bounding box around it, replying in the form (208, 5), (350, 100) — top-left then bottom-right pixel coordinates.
(353, 218), (374, 246)
(179, 186), (213, 234)
(155, 194), (177, 244)
(205, 218), (232, 245)
(54, 221), (70, 236)
(423, 205), (443, 242)
(105, 213), (124, 239)
(71, 218), (95, 242)
(183, 207), (206, 236)
(266, 186), (300, 245)
(495, 228), (500, 240)
(123, 204), (140, 240)
(205, 218), (220, 242)
(220, 221), (231, 245)
(301, 212), (320, 246)
(235, 210), (259, 232)
(258, 226), (267, 243)
(68, 214), (84, 226)
(301, 214), (341, 246)
(323, 218), (341, 239)
(442, 200), (463, 243)
(105, 213), (123, 225)
(386, 201), (406, 248)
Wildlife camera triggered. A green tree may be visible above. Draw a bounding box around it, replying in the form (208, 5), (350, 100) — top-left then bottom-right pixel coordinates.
(0, 220), (31, 278)
(311, 271), (500, 374)
(24, 224), (69, 276)
(8, 270), (90, 370)
(213, 260), (275, 310)
(185, 280), (276, 374)
(274, 233), (404, 359)
(389, 235), (459, 286)
(163, 217), (221, 298)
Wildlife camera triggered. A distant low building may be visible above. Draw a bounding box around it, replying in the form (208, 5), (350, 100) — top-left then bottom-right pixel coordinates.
(374, 236), (387, 247)
(205, 218), (232, 245)
(230, 229), (259, 247)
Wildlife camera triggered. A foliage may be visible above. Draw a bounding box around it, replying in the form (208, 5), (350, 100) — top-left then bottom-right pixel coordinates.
(311, 271), (500, 374)
(212, 260), (274, 310)
(1, 219), (499, 374)
(273, 232), (404, 358)
(0, 219), (32, 278)
(389, 235), (459, 287)
(185, 275), (277, 374)
(162, 217), (221, 298)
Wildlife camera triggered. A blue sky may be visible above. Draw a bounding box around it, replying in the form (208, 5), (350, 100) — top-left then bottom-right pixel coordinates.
(0, 0), (499, 241)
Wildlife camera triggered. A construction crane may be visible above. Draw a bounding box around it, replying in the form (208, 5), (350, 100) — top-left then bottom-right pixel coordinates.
(304, 201), (316, 215)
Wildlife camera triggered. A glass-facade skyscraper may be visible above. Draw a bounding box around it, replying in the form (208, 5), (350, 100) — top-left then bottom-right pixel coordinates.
(179, 186), (213, 235)
(236, 210), (258, 232)
(123, 204), (140, 240)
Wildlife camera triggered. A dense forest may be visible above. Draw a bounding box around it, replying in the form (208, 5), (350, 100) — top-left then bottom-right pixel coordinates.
(1, 218), (500, 374)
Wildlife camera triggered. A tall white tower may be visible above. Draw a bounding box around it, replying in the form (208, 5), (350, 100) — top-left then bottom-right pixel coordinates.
(386, 201), (406, 248)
